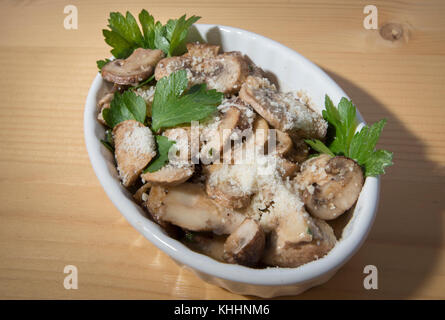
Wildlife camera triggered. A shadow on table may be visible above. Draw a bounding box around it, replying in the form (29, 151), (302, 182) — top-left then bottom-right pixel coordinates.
(251, 69), (443, 300)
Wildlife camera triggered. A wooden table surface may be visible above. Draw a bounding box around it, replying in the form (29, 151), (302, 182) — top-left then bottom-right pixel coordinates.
(0, 0), (444, 300)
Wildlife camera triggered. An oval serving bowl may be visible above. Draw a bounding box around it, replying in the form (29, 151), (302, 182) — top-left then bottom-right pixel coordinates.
(84, 24), (379, 298)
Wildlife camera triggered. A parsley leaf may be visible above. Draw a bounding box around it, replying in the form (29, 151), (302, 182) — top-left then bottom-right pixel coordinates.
(98, 10), (200, 70)
(304, 139), (335, 157)
(322, 95), (357, 155)
(131, 74), (155, 90)
(102, 91), (147, 128)
(103, 12), (144, 59)
(151, 70), (223, 132)
(305, 95), (393, 177)
(349, 119), (393, 176)
(166, 15), (201, 56)
(97, 59), (111, 70)
(144, 135), (175, 173)
(100, 129), (114, 152)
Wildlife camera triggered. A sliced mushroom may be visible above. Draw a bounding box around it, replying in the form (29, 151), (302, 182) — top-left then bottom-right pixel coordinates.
(270, 129), (293, 156)
(154, 56), (190, 81)
(223, 219), (265, 267)
(133, 183), (151, 204)
(203, 52), (249, 94)
(112, 120), (157, 187)
(239, 76), (327, 140)
(297, 155), (364, 220)
(155, 43), (249, 94)
(141, 164), (194, 187)
(200, 106), (241, 164)
(140, 126), (194, 187)
(277, 158), (299, 179)
(97, 92), (114, 125)
(186, 42), (220, 58)
(252, 116), (269, 151)
(204, 164), (255, 209)
(101, 48), (165, 85)
(163, 126), (192, 161)
(146, 183), (245, 235)
(262, 217), (336, 268)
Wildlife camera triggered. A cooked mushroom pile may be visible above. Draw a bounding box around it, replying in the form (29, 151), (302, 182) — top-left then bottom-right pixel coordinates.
(97, 43), (365, 268)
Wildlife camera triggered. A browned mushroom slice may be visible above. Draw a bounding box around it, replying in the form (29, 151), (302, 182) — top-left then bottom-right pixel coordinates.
(239, 76), (327, 140)
(186, 42), (220, 58)
(262, 218), (336, 268)
(163, 126), (192, 160)
(204, 164), (255, 209)
(146, 183), (245, 235)
(202, 52), (249, 94)
(112, 120), (156, 187)
(277, 158), (299, 179)
(133, 182), (152, 204)
(155, 44), (248, 94)
(223, 219), (265, 267)
(297, 155), (364, 220)
(97, 92), (114, 125)
(200, 107), (241, 164)
(141, 164), (194, 187)
(269, 129), (293, 156)
(252, 116), (269, 151)
(140, 126), (194, 186)
(101, 48), (165, 86)
(154, 55), (192, 81)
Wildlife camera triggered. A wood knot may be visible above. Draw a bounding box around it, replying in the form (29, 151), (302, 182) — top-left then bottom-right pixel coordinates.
(379, 23), (404, 41)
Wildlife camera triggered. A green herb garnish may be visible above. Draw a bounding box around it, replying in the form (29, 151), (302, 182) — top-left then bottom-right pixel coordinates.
(97, 59), (111, 70)
(100, 129), (114, 152)
(305, 95), (393, 177)
(97, 10), (200, 69)
(144, 136), (175, 173)
(151, 70), (223, 132)
(131, 74), (155, 90)
(102, 91), (147, 128)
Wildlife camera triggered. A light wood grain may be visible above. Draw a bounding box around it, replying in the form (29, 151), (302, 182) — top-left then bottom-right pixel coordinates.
(0, 0), (444, 299)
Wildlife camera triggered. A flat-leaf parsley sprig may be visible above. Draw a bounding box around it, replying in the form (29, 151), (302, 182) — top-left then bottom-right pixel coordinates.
(97, 10), (200, 69)
(305, 95), (393, 177)
(151, 69), (223, 132)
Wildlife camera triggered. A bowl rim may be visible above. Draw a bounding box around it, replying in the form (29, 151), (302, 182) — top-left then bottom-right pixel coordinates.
(84, 23), (379, 286)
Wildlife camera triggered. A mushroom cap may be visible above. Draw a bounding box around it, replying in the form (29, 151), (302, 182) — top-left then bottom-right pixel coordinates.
(96, 92), (114, 125)
(239, 76), (327, 140)
(262, 218), (336, 268)
(298, 155), (364, 220)
(154, 43), (249, 94)
(101, 48), (165, 85)
(223, 219), (266, 267)
(112, 120), (157, 187)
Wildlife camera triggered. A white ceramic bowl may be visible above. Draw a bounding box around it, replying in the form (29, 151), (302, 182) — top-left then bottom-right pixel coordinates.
(84, 24), (379, 298)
